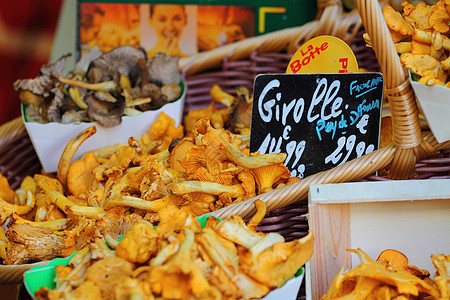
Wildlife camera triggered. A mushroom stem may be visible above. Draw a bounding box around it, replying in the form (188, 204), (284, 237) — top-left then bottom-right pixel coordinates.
(68, 87), (88, 110)
(125, 97), (152, 107)
(0, 192), (35, 223)
(57, 126), (97, 188)
(11, 214), (71, 231)
(104, 233), (119, 249)
(104, 195), (171, 211)
(57, 75), (117, 91)
(210, 128), (287, 168)
(168, 181), (245, 198)
(247, 200), (266, 231)
(210, 84), (235, 108)
(48, 191), (105, 218)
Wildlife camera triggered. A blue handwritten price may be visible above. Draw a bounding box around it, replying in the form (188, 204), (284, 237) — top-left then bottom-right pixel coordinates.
(325, 134), (375, 166)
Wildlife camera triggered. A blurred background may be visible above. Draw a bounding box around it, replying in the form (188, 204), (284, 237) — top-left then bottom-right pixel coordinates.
(0, 0), (62, 296)
(0, 0), (63, 126)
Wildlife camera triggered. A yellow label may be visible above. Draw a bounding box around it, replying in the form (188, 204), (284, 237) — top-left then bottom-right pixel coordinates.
(286, 35), (358, 74)
(258, 7), (286, 33)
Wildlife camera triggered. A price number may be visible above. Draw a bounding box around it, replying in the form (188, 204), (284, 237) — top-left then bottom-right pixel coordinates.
(284, 140), (306, 178)
(325, 135), (375, 166)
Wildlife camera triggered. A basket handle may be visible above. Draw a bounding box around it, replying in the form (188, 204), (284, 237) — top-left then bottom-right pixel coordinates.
(207, 145), (397, 220)
(0, 117), (25, 147)
(315, 0), (362, 44)
(353, 0), (436, 179)
(206, 129), (449, 220)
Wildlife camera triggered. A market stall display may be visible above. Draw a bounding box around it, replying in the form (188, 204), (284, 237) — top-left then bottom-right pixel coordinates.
(171, 0), (449, 226)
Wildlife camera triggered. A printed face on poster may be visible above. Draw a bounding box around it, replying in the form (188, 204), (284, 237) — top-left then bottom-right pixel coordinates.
(78, 3), (255, 58)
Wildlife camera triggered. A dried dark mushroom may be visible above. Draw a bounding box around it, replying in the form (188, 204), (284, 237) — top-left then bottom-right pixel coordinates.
(86, 67), (104, 84)
(129, 82), (161, 100)
(13, 54), (71, 98)
(14, 76), (54, 100)
(61, 110), (89, 124)
(137, 57), (149, 87)
(40, 53), (71, 77)
(15, 46), (183, 127)
(161, 83), (182, 102)
(137, 83), (164, 111)
(14, 54), (73, 123)
(128, 81), (181, 111)
(46, 87), (65, 123)
(84, 93), (125, 127)
(147, 53), (181, 85)
(93, 91), (120, 103)
(230, 86), (253, 133)
(86, 46), (146, 84)
(73, 45), (102, 76)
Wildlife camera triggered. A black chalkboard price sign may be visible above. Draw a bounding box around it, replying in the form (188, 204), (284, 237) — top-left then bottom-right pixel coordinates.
(250, 73), (384, 178)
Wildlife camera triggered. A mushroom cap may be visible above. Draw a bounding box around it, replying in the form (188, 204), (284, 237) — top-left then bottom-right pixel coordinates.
(147, 53), (181, 85)
(376, 249), (409, 272)
(250, 164), (291, 194)
(85, 93), (125, 127)
(87, 45), (146, 83)
(67, 152), (101, 197)
(0, 173), (15, 203)
(382, 5), (413, 36)
(400, 53), (439, 77)
(74, 45), (102, 75)
(40, 53), (72, 77)
(404, 2), (434, 30)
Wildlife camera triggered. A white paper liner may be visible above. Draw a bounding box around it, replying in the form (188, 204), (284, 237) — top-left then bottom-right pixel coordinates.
(23, 89), (185, 173)
(410, 80), (450, 143)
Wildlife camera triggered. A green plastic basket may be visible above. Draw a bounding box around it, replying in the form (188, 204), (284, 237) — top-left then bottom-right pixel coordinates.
(24, 215), (305, 299)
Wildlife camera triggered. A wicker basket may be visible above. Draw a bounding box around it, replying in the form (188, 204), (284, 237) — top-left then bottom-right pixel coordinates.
(178, 0), (450, 222)
(180, 1), (449, 298)
(0, 1), (449, 298)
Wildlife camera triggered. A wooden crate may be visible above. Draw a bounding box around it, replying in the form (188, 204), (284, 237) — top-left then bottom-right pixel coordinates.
(307, 179), (450, 299)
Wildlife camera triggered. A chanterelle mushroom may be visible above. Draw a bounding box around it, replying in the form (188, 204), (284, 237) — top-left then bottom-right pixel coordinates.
(322, 248), (441, 299)
(0, 173), (14, 203)
(250, 163), (291, 194)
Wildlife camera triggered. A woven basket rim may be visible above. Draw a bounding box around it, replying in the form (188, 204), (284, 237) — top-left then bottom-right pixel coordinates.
(0, 260), (49, 285)
(0, 117), (25, 147)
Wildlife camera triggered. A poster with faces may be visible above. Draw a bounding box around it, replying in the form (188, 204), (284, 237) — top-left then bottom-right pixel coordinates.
(78, 2), (256, 58)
